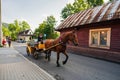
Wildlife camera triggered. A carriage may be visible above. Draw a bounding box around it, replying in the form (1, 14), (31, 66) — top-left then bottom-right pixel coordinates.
(26, 40), (62, 59)
(26, 41), (46, 59)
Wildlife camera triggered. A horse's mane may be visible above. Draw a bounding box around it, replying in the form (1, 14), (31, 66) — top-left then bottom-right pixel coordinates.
(45, 31), (73, 42)
(57, 31), (73, 41)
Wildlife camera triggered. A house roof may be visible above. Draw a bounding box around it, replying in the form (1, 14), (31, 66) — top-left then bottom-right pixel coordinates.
(56, 0), (120, 30)
(18, 29), (33, 36)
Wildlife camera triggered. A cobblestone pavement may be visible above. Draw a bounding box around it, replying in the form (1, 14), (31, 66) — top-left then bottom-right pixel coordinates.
(0, 47), (55, 80)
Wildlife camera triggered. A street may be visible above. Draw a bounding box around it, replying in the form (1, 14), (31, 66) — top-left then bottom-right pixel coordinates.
(13, 42), (120, 80)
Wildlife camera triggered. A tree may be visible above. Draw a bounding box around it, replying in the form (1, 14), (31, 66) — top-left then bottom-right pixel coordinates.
(2, 25), (11, 37)
(14, 20), (21, 32)
(7, 20), (30, 40)
(2, 23), (10, 37)
(34, 21), (47, 38)
(87, 0), (104, 7)
(73, 0), (89, 12)
(109, 0), (115, 2)
(8, 23), (18, 40)
(61, 4), (74, 19)
(61, 0), (89, 19)
(21, 21), (30, 31)
(43, 16), (56, 38)
(61, 0), (104, 19)
(34, 15), (59, 39)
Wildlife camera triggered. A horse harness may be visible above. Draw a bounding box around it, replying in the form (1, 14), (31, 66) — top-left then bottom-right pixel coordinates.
(52, 38), (66, 48)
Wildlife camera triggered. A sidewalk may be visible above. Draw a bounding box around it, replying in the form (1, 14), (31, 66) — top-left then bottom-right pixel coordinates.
(0, 47), (55, 80)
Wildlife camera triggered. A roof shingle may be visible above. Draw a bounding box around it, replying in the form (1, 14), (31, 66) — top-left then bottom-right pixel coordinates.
(57, 0), (120, 30)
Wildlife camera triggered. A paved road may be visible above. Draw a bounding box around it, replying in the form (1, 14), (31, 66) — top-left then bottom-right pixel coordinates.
(13, 42), (120, 80)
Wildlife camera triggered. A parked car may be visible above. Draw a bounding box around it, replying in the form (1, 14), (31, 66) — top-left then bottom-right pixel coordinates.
(17, 39), (26, 43)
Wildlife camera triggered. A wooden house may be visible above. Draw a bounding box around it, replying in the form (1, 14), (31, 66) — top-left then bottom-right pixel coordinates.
(18, 29), (33, 42)
(56, 0), (120, 62)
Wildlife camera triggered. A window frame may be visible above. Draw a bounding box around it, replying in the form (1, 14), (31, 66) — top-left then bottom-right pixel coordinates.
(89, 28), (111, 49)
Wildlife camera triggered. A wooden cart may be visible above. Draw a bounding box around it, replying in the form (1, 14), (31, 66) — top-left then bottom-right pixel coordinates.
(26, 40), (62, 59)
(26, 42), (45, 59)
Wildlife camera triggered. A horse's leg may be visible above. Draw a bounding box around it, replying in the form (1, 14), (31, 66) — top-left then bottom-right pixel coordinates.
(56, 52), (60, 67)
(45, 50), (48, 59)
(62, 51), (69, 65)
(48, 50), (51, 61)
(44, 50), (51, 61)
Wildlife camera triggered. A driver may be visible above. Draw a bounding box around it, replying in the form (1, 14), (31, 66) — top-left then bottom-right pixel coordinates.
(37, 33), (43, 44)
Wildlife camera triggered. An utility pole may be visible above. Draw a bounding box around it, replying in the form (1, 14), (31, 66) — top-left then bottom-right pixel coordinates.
(0, 0), (2, 45)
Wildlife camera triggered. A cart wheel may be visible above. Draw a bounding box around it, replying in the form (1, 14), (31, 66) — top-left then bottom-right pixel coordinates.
(34, 51), (39, 60)
(26, 47), (30, 56)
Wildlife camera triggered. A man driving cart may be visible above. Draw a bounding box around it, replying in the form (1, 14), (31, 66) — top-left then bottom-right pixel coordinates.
(37, 33), (43, 44)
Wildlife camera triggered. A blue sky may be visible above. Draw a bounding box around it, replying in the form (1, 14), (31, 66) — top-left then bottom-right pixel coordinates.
(2, 0), (75, 31)
(2, 0), (109, 31)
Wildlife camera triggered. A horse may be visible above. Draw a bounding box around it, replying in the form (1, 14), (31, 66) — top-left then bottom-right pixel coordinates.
(44, 30), (79, 67)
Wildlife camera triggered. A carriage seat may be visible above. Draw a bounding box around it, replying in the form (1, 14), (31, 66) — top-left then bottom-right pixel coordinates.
(27, 39), (35, 47)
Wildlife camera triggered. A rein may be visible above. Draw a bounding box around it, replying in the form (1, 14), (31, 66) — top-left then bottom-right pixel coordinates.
(58, 33), (70, 47)
(45, 42), (63, 51)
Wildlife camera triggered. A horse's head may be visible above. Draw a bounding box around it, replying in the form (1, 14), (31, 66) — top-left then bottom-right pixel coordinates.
(68, 30), (79, 46)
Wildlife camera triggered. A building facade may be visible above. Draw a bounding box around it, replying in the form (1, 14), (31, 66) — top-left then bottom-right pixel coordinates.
(56, 1), (120, 62)
(18, 29), (33, 42)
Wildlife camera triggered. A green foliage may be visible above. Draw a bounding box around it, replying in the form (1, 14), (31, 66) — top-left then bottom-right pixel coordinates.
(73, 0), (89, 12)
(0, 44), (3, 47)
(61, 3), (74, 19)
(61, 0), (104, 19)
(2, 23), (11, 37)
(8, 20), (20, 40)
(51, 31), (60, 39)
(21, 21), (30, 31)
(2, 20), (30, 40)
(34, 15), (59, 39)
(109, 0), (112, 1)
(87, 0), (104, 7)
(61, 0), (89, 19)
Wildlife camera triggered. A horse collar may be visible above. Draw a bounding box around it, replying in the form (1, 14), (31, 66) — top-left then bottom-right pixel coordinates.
(60, 41), (66, 47)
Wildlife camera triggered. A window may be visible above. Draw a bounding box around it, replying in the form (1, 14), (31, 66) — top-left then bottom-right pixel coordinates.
(89, 28), (111, 49)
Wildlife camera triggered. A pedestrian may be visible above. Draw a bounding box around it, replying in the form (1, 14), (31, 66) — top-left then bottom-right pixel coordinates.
(2, 38), (7, 47)
(8, 37), (11, 47)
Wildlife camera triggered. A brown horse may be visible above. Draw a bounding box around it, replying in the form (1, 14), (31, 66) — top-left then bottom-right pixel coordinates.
(44, 30), (79, 67)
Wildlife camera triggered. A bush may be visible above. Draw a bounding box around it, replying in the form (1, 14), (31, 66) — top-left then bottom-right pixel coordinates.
(0, 44), (3, 47)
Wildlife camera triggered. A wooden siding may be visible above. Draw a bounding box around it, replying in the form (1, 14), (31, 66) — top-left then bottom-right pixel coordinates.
(60, 21), (120, 52)
(80, 24), (120, 52)
(77, 28), (89, 47)
(67, 45), (120, 63)
(110, 24), (120, 52)
(59, 21), (120, 62)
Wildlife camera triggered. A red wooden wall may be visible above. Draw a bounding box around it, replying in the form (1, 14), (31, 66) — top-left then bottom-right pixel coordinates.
(110, 24), (120, 52)
(58, 20), (120, 62)
(60, 24), (120, 52)
(77, 28), (89, 47)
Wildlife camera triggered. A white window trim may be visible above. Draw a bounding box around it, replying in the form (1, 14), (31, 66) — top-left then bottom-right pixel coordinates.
(89, 28), (111, 49)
